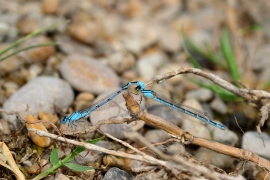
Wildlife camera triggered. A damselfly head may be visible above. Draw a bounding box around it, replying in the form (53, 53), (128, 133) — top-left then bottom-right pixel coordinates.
(134, 85), (142, 93)
(62, 116), (69, 124)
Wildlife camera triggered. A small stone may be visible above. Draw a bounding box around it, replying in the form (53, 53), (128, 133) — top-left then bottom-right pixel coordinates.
(185, 88), (213, 102)
(73, 150), (102, 165)
(242, 131), (270, 159)
(108, 51), (135, 74)
(74, 92), (95, 111)
(2, 76), (74, 130)
(42, 0), (59, 14)
(26, 64), (43, 81)
(16, 14), (42, 35)
(166, 143), (185, 155)
(38, 111), (59, 130)
(25, 115), (51, 148)
(103, 155), (125, 168)
(209, 124), (238, 146)
(147, 105), (182, 126)
(144, 129), (170, 144)
(195, 147), (234, 169)
(210, 96), (227, 114)
(181, 99), (211, 139)
(137, 52), (168, 81)
(55, 173), (69, 180)
(68, 18), (99, 44)
(17, 36), (56, 62)
(0, 119), (11, 135)
(60, 54), (120, 94)
(27, 163), (40, 174)
(3, 81), (19, 97)
(103, 167), (132, 180)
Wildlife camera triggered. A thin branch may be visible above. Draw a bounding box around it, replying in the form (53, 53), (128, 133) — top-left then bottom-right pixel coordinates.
(122, 91), (270, 171)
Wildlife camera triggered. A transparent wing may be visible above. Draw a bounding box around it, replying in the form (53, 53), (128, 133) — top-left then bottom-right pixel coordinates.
(78, 90), (143, 113)
(152, 92), (210, 119)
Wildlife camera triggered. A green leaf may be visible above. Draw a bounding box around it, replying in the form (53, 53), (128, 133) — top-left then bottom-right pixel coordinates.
(86, 136), (104, 144)
(50, 145), (59, 165)
(64, 162), (93, 172)
(220, 28), (241, 86)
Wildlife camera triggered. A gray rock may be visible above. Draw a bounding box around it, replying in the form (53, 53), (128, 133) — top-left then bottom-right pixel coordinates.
(208, 123), (238, 146)
(108, 51), (135, 74)
(103, 167), (132, 180)
(181, 99), (211, 139)
(90, 89), (145, 139)
(195, 147), (234, 169)
(185, 88), (213, 102)
(147, 105), (182, 126)
(242, 131), (270, 159)
(2, 76), (74, 130)
(60, 54), (120, 94)
(137, 52), (167, 81)
(166, 143), (185, 155)
(144, 129), (170, 144)
(210, 96), (227, 114)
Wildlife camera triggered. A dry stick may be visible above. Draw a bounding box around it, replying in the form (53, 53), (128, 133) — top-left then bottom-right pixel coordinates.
(27, 128), (242, 180)
(146, 67), (270, 101)
(122, 91), (270, 171)
(146, 67), (270, 140)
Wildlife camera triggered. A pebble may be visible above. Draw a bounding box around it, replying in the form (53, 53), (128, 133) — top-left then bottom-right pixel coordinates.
(0, 119), (11, 135)
(74, 92), (95, 111)
(90, 89), (145, 139)
(59, 54), (120, 94)
(17, 36), (56, 62)
(166, 143), (185, 155)
(25, 115), (51, 148)
(74, 150), (102, 165)
(2, 76), (74, 130)
(108, 51), (136, 74)
(27, 162), (40, 174)
(241, 131), (270, 159)
(103, 155), (125, 168)
(144, 129), (170, 144)
(208, 124), (238, 146)
(136, 52), (168, 81)
(103, 167), (132, 180)
(38, 111), (59, 130)
(195, 147), (234, 169)
(42, 0), (59, 14)
(54, 173), (69, 180)
(147, 105), (182, 126)
(210, 96), (227, 114)
(185, 88), (213, 102)
(180, 99), (211, 139)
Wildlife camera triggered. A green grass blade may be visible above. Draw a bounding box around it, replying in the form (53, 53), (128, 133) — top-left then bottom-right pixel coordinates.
(50, 145), (59, 166)
(181, 28), (201, 69)
(188, 77), (241, 101)
(0, 42), (58, 62)
(64, 162), (93, 172)
(0, 21), (68, 58)
(220, 28), (241, 86)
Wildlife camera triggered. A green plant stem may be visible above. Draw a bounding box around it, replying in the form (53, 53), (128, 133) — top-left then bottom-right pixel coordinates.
(0, 21), (67, 58)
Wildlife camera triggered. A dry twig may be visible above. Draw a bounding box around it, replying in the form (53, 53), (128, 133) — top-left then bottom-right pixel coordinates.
(122, 91), (270, 172)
